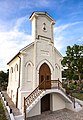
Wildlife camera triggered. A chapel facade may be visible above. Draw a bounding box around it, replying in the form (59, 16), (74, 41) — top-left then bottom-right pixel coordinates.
(7, 12), (75, 118)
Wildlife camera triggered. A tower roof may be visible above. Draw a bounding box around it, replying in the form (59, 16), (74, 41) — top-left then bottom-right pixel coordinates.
(29, 12), (55, 24)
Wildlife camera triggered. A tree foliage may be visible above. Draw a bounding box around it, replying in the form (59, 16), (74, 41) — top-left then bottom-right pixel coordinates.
(62, 44), (83, 80)
(0, 70), (9, 90)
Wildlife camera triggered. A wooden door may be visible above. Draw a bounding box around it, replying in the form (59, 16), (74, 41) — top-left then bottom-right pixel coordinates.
(39, 63), (51, 89)
(41, 94), (50, 112)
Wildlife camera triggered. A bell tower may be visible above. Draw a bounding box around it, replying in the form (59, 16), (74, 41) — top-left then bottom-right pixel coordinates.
(29, 12), (55, 43)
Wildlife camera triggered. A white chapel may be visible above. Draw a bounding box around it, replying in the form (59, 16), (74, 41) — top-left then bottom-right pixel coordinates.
(7, 12), (79, 118)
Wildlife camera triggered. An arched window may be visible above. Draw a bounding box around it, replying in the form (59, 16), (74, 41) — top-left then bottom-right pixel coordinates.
(10, 67), (13, 81)
(25, 61), (33, 82)
(55, 64), (60, 80)
(27, 63), (32, 81)
(11, 67), (13, 73)
(15, 64), (18, 81)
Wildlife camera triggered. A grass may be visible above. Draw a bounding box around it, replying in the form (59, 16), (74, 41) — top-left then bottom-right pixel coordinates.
(0, 98), (8, 120)
(72, 93), (83, 101)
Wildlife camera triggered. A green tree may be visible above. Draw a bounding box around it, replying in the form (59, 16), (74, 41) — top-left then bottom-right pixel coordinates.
(0, 70), (9, 90)
(62, 44), (83, 80)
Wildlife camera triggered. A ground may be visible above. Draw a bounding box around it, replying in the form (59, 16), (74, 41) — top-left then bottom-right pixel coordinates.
(1, 91), (83, 120)
(28, 108), (83, 120)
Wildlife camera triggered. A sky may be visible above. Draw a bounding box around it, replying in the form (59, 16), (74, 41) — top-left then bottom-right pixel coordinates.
(0, 0), (83, 72)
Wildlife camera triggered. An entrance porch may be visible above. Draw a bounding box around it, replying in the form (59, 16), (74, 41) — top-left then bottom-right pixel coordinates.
(24, 79), (76, 119)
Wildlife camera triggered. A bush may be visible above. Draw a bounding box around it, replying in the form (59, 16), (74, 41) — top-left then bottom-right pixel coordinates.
(0, 99), (8, 120)
(68, 83), (77, 90)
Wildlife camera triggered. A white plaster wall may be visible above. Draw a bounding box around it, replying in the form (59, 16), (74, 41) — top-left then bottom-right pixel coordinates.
(7, 12), (63, 114)
(17, 88), (22, 111)
(31, 15), (53, 41)
(65, 102), (73, 111)
(20, 12), (63, 91)
(7, 57), (20, 105)
(20, 45), (34, 91)
(36, 39), (54, 64)
(7, 58), (19, 88)
(31, 13), (57, 88)
(32, 17), (37, 41)
(35, 39), (55, 87)
(52, 93), (65, 111)
(54, 49), (63, 82)
(37, 16), (53, 39)
(18, 89), (32, 112)
(35, 38), (62, 87)
(27, 101), (41, 117)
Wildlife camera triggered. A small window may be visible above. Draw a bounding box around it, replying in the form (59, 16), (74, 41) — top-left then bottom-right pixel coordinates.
(14, 64), (18, 81)
(11, 67), (13, 73)
(27, 64), (32, 81)
(16, 64), (18, 71)
(42, 23), (47, 31)
(10, 67), (13, 81)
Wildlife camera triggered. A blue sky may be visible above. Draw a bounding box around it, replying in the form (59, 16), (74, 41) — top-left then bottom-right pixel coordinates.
(0, 0), (83, 71)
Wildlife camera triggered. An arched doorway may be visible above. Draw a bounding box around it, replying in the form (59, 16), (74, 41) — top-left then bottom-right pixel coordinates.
(39, 63), (51, 89)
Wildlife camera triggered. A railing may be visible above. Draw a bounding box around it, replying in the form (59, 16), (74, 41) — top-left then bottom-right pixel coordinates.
(24, 80), (45, 120)
(24, 79), (75, 120)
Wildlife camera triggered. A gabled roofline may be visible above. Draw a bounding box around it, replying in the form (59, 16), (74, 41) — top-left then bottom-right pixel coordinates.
(29, 11), (55, 24)
(7, 43), (62, 65)
(7, 42), (34, 65)
(20, 42), (34, 52)
(54, 47), (63, 59)
(7, 52), (20, 65)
